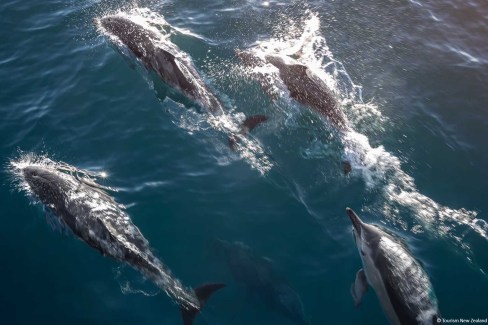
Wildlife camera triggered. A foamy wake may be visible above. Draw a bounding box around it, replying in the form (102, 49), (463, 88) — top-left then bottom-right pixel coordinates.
(243, 11), (487, 261)
(96, 8), (273, 175)
(343, 130), (487, 250)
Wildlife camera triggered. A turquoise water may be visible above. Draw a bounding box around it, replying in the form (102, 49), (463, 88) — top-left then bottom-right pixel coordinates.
(1, 0), (487, 324)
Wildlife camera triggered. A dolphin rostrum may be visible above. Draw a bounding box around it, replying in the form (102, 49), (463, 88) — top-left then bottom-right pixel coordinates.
(11, 158), (224, 324)
(98, 15), (267, 139)
(346, 208), (441, 324)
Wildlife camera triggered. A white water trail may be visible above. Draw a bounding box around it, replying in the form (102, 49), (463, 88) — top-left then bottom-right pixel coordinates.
(245, 10), (487, 266)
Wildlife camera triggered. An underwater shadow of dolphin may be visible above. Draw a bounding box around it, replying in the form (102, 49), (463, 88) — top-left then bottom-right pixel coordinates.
(212, 239), (309, 324)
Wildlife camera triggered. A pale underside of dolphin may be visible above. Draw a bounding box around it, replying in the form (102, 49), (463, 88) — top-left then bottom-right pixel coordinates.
(346, 208), (441, 325)
(11, 159), (223, 324)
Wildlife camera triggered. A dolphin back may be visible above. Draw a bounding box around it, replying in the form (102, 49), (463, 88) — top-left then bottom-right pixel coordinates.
(100, 15), (224, 115)
(373, 232), (440, 324)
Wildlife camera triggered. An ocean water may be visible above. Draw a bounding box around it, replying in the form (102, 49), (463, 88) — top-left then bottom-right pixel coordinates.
(1, 0), (487, 324)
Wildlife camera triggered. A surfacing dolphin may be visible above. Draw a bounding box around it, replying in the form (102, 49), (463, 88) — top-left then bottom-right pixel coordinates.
(11, 158), (224, 324)
(236, 50), (348, 130)
(236, 50), (352, 173)
(97, 15), (267, 139)
(346, 208), (441, 325)
(212, 239), (309, 325)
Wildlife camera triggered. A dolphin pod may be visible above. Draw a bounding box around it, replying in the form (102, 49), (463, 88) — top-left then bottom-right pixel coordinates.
(8, 9), (447, 325)
(13, 161), (224, 325)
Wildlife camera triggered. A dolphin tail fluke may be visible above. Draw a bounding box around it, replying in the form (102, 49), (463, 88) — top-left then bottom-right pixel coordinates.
(228, 115), (268, 151)
(180, 283), (226, 325)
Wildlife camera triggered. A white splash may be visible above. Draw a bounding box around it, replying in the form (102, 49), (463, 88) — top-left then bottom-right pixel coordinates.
(8, 152), (111, 197)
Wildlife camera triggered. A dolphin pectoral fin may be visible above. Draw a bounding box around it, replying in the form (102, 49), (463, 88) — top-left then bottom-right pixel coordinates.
(243, 115), (268, 133)
(180, 283), (226, 325)
(350, 269), (368, 308)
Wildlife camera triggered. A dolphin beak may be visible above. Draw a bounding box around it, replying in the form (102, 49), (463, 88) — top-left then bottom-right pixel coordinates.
(346, 208), (362, 236)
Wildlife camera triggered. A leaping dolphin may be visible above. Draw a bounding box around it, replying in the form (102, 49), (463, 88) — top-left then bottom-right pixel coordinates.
(12, 159), (224, 324)
(98, 15), (267, 139)
(346, 208), (441, 325)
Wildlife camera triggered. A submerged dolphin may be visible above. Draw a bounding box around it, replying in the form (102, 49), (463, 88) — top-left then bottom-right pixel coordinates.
(346, 208), (441, 324)
(212, 239), (309, 324)
(14, 161), (224, 324)
(236, 50), (352, 173)
(98, 15), (267, 137)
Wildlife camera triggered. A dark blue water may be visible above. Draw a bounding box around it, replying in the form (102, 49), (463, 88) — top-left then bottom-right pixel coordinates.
(1, 0), (487, 324)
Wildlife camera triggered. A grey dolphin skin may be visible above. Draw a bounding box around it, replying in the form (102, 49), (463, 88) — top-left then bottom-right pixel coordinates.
(213, 239), (309, 324)
(18, 163), (224, 324)
(236, 50), (352, 173)
(346, 208), (441, 325)
(236, 50), (348, 131)
(99, 15), (224, 115)
(98, 15), (267, 139)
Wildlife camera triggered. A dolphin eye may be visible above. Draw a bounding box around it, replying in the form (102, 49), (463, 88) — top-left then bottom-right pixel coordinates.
(360, 249), (366, 256)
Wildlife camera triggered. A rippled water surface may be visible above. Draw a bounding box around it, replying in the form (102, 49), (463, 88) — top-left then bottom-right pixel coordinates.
(1, 0), (487, 324)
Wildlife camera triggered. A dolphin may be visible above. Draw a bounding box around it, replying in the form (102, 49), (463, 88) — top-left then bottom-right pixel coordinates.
(14, 161), (224, 324)
(236, 50), (352, 173)
(212, 239), (309, 324)
(236, 50), (348, 131)
(346, 208), (441, 325)
(98, 15), (267, 139)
